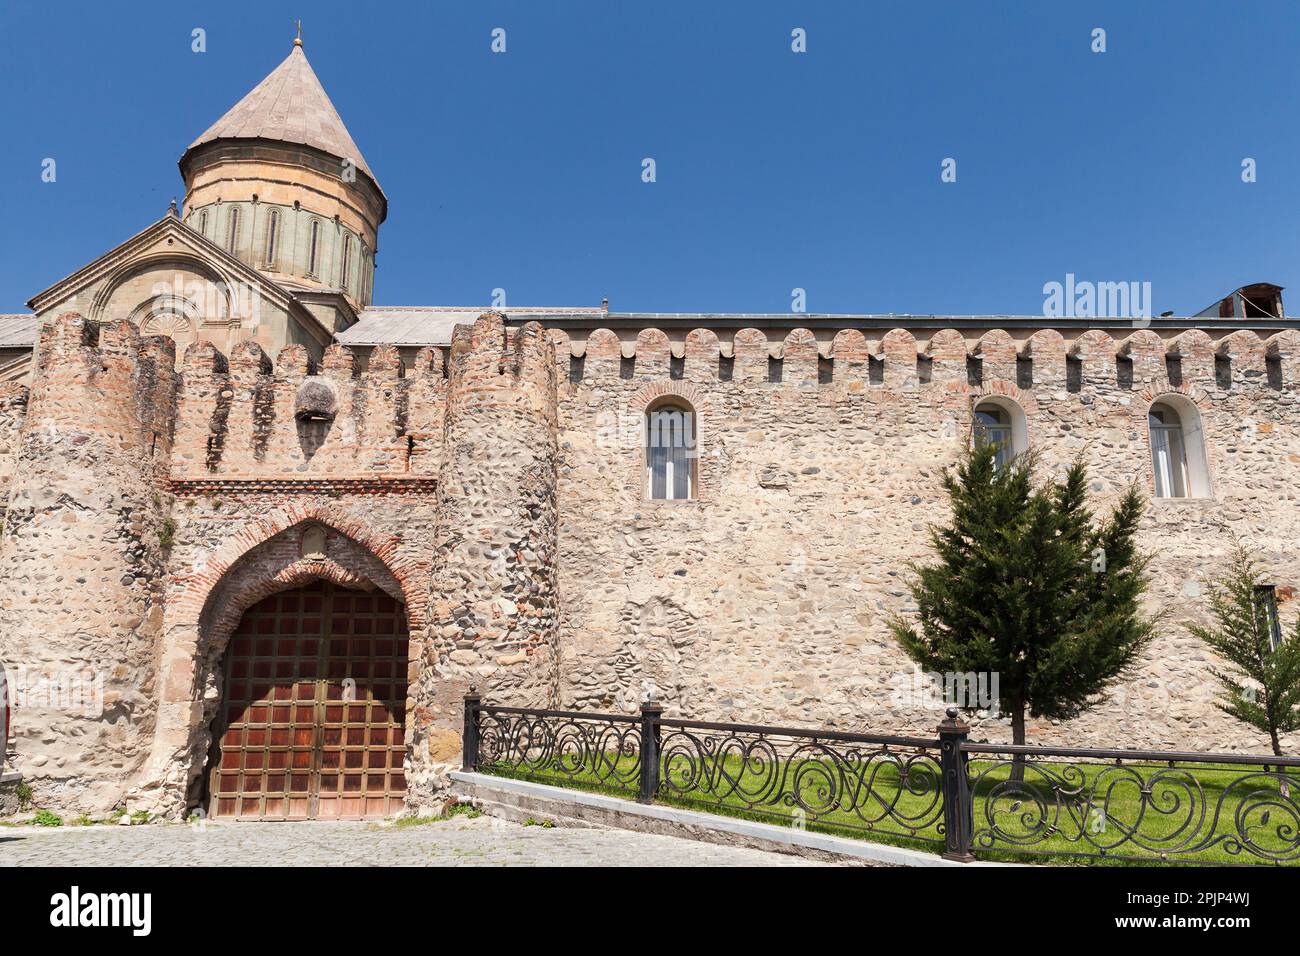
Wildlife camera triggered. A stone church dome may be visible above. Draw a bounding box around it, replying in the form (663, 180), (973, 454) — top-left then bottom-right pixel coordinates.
(184, 38), (382, 192)
(178, 37), (385, 312)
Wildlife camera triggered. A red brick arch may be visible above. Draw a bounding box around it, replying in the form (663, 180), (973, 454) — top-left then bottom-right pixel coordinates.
(970, 379), (1037, 410)
(199, 547), (407, 673)
(969, 381), (1038, 454)
(171, 500), (425, 631)
(140, 500), (428, 817)
(1134, 383), (1213, 415)
(1132, 386), (1217, 499)
(627, 381), (715, 502)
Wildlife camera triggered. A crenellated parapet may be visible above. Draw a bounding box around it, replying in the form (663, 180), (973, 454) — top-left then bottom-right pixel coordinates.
(553, 325), (1300, 397)
(1267, 329), (1300, 386)
(22, 313), (177, 465)
(1119, 329), (1167, 389)
(924, 328), (969, 385)
(1217, 329), (1266, 388)
(173, 337), (449, 480)
(1069, 329), (1116, 389)
(685, 328), (721, 382)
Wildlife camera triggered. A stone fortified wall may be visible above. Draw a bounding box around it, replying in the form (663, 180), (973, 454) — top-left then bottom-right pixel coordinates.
(0, 311), (562, 816)
(133, 334), (449, 814)
(0, 315), (176, 811)
(408, 314), (561, 802)
(1, 308), (1297, 816)
(0, 384), (27, 493)
(551, 324), (1300, 754)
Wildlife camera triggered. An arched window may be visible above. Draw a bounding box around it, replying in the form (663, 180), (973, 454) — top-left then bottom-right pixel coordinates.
(972, 398), (1027, 468)
(226, 207), (241, 252)
(645, 399), (697, 500)
(1148, 398), (1210, 498)
(1148, 403), (1187, 497)
(265, 209), (279, 266)
(308, 220), (320, 275)
(341, 235), (353, 290)
(199, 210), (208, 236)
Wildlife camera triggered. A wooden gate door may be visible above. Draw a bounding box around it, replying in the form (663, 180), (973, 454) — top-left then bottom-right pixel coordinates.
(209, 581), (409, 820)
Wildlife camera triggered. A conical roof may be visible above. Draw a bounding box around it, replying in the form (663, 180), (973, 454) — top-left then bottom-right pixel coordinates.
(186, 41), (379, 189)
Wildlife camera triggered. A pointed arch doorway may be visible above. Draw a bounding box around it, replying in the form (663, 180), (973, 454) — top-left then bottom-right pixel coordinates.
(207, 580), (409, 820)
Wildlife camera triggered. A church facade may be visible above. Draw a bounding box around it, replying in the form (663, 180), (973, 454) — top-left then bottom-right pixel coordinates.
(1, 41), (1298, 820)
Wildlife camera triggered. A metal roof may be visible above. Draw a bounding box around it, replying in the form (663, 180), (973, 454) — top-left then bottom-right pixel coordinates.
(335, 305), (1300, 348)
(335, 307), (606, 347)
(0, 314), (36, 348)
(185, 42), (380, 189)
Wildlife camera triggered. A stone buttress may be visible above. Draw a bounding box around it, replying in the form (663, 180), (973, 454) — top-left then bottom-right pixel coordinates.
(407, 312), (560, 800)
(0, 313), (176, 814)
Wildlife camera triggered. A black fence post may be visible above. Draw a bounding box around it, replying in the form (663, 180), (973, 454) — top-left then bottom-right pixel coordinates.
(462, 686), (481, 772)
(938, 706), (975, 862)
(639, 699), (663, 803)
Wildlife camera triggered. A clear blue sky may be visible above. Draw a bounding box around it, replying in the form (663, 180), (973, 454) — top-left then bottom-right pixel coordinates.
(2, 1), (1299, 316)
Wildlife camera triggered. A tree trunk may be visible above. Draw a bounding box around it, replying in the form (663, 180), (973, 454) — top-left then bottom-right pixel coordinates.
(1010, 702), (1026, 784)
(1271, 729), (1290, 799)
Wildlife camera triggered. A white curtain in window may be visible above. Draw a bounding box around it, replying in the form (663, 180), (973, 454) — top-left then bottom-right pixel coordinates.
(647, 408), (694, 500)
(648, 431), (668, 499)
(1150, 425), (1187, 498)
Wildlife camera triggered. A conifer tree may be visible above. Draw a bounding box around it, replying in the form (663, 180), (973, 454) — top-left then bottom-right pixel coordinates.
(1188, 547), (1300, 760)
(890, 443), (1157, 774)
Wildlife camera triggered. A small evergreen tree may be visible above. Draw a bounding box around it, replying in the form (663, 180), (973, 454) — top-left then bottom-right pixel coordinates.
(1188, 547), (1300, 760)
(889, 444), (1157, 774)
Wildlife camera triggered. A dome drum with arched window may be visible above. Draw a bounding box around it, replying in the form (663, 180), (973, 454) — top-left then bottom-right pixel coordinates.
(178, 38), (386, 308)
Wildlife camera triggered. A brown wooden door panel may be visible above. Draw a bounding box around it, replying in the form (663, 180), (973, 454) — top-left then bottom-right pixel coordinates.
(209, 581), (409, 820)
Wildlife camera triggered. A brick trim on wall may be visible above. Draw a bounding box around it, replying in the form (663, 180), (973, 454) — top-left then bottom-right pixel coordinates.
(169, 477), (439, 497)
(170, 499), (427, 630)
(627, 380), (716, 503)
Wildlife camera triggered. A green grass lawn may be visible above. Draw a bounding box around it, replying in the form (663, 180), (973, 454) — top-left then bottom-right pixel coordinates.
(479, 748), (1300, 866)
(964, 757), (1300, 866)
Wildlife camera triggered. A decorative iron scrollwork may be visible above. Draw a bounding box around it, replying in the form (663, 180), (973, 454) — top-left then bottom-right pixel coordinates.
(657, 724), (944, 843)
(478, 709), (641, 795)
(968, 757), (1300, 863)
(466, 695), (1300, 866)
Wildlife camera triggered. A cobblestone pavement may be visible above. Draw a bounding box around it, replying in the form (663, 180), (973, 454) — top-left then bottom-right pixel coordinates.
(0, 816), (824, 866)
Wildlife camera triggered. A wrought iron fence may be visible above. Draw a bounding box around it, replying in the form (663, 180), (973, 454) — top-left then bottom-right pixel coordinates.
(462, 693), (1300, 866)
(653, 717), (945, 844)
(960, 740), (1300, 865)
(464, 692), (946, 848)
(468, 694), (642, 798)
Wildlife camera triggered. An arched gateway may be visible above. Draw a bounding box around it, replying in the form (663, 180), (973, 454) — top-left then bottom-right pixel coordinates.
(206, 580), (409, 820)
